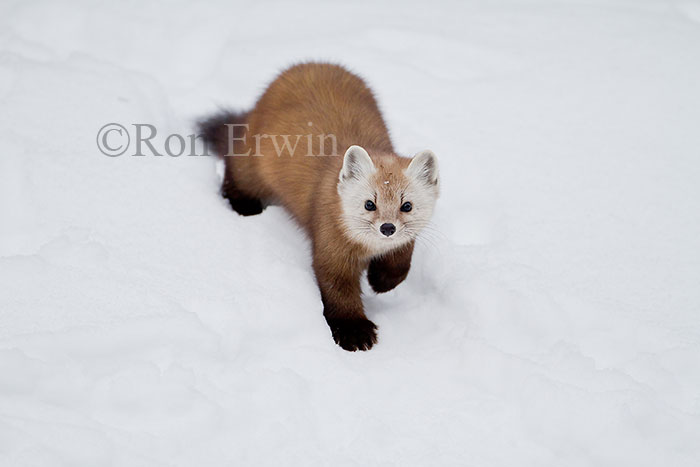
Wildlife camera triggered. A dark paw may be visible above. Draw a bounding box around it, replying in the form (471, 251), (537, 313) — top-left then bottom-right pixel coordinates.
(325, 317), (377, 351)
(227, 196), (264, 216)
(367, 262), (408, 294)
(221, 177), (264, 216)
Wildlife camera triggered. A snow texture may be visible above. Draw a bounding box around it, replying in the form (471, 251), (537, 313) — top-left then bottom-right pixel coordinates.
(1, 0), (700, 465)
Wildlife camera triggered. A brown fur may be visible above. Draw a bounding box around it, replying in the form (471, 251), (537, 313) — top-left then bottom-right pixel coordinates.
(200, 63), (416, 351)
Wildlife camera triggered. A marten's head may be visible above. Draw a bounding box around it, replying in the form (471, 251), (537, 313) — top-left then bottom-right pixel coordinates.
(337, 145), (439, 254)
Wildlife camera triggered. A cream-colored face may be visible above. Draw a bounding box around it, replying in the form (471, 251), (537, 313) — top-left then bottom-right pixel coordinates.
(337, 145), (439, 255)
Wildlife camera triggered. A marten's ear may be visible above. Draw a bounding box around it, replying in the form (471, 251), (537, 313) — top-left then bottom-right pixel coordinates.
(406, 150), (439, 186)
(340, 145), (375, 182)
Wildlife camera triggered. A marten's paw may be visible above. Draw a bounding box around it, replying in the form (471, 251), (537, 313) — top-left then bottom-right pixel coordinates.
(367, 259), (409, 293)
(221, 179), (264, 216)
(325, 317), (377, 351)
(227, 196), (263, 216)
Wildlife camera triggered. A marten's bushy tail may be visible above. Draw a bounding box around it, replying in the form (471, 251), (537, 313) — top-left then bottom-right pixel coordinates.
(198, 110), (248, 157)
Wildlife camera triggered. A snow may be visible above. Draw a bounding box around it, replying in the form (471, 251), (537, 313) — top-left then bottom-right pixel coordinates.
(1, 0), (700, 465)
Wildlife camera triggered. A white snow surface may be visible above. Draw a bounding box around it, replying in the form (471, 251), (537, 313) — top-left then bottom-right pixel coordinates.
(1, 0), (700, 465)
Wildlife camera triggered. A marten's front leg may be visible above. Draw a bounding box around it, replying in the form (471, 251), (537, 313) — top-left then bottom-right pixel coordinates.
(313, 251), (377, 351)
(367, 242), (414, 293)
(221, 168), (263, 216)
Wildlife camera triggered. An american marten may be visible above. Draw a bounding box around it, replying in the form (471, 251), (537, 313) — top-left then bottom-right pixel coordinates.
(200, 62), (439, 351)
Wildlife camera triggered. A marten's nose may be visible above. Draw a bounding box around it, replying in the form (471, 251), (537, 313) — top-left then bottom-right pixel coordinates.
(380, 223), (396, 237)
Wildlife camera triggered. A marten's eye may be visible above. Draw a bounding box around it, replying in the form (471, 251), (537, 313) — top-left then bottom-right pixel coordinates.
(400, 201), (412, 212)
(364, 200), (376, 211)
